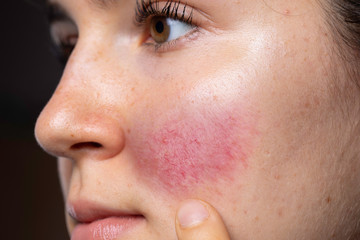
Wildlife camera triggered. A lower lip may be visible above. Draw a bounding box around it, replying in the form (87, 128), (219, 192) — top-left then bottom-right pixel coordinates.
(71, 216), (144, 240)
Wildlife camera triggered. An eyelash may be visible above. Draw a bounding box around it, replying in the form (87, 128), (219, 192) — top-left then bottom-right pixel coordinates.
(135, 0), (196, 51)
(135, 0), (193, 25)
(47, 0), (196, 64)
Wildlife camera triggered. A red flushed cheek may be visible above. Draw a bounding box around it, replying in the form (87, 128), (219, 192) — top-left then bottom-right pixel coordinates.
(131, 107), (257, 195)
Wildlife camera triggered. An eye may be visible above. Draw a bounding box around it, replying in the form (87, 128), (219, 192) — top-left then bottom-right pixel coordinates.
(149, 16), (195, 44)
(47, 3), (78, 65)
(135, 0), (197, 50)
(50, 20), (78, 65)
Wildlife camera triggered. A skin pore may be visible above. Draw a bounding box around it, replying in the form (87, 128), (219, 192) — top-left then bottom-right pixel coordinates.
(35, 0), (360, 239)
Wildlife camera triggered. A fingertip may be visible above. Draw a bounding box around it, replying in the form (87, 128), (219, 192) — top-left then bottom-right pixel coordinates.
(177, 199), (210, 228)
(175, 199), (231, 240)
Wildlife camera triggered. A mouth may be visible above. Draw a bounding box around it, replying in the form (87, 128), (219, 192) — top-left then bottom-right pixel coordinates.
(71, 216), (145, 240)
(68, 200), (146, 240)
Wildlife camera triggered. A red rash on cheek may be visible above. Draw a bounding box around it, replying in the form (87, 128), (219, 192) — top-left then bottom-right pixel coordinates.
(131, 107), (257, 195)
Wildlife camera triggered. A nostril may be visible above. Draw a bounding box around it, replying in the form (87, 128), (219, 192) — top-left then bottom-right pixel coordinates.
(71, 142), (103, 150)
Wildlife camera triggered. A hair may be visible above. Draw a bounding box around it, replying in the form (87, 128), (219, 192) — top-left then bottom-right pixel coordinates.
(328, 0), (360, 55)
(318, 0), (360, 124)
(323, 0), (360, 84)
(322, 4), (360, 239)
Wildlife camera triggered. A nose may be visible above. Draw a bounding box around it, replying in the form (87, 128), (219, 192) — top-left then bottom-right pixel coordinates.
(35, 49), (126, 161)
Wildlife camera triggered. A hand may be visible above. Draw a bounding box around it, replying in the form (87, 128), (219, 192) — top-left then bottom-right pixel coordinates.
(175, 199), (231, 240)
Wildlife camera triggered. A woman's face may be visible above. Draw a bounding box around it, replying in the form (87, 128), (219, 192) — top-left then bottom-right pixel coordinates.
(35, 0), (360, 239)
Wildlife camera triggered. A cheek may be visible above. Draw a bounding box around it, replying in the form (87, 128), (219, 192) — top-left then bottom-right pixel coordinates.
(130, 105), (258, 196)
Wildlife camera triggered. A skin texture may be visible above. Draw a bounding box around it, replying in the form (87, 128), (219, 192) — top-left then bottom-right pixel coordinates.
(35, 0), (360, 239)
(129, 104), (257, 195)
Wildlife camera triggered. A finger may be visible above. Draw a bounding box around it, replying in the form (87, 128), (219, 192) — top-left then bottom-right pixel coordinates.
(175, 199), (231, 240)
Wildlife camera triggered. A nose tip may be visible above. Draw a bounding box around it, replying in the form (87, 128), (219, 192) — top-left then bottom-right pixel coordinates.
(34, 35), (129, 162)
(35, 104), (126, 161)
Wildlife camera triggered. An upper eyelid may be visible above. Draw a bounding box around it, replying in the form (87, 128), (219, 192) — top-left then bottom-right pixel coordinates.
(134, 0), (219, 34)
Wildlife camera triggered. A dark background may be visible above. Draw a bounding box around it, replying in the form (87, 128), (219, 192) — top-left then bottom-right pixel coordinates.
(2, 0), (68, 239)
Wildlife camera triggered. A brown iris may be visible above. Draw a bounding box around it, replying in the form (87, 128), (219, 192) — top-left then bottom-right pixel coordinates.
(150, 17), (170, 44)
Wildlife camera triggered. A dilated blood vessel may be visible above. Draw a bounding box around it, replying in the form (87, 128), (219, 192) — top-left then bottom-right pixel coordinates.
(131, 107), (257, 195)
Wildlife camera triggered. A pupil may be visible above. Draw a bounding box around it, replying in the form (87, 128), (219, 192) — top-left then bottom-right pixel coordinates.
(155, 21), (164, 33)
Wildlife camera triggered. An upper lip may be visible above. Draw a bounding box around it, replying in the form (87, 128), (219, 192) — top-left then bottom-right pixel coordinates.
(67, 199), (144, 224)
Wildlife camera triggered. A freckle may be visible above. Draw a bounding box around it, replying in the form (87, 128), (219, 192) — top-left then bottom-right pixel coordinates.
(127, 128), (131, 134)
(274, 174), (281, 180)
(278, 209), (283, 217)
(254, 216), (259, 221)
(71, 134), (74, 138)
(326, 196), (331, 204)
(243, 210), (248, 215)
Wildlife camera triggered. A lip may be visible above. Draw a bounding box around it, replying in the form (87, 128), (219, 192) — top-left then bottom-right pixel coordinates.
(71, 216), (144, 240)
(68, 200), (145, 240)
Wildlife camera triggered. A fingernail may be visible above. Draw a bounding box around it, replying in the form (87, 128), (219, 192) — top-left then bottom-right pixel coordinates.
(177, 200), (209, 228)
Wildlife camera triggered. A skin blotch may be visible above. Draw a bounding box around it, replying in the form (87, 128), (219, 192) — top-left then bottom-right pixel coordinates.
(130, 106), (258, 196)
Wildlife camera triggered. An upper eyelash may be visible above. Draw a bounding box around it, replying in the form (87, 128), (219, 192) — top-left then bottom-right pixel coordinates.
(47, 0), (195, 61)
(135, 0), (193, 25)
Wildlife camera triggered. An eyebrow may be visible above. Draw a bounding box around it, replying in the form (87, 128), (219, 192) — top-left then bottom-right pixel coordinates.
(86, 0), (118, 9)
(47, 0), (119, 11)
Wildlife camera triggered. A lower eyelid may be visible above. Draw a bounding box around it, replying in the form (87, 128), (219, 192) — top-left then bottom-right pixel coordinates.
(150, 26), (202, 53)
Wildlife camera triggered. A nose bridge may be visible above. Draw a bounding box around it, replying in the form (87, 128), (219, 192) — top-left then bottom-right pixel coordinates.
(35, 37), (127, 161)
